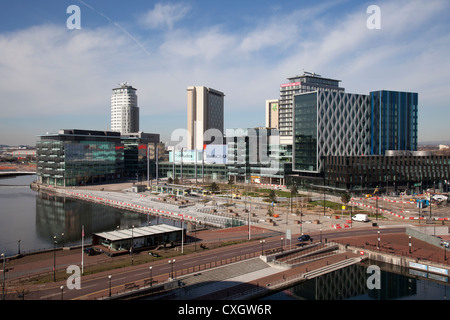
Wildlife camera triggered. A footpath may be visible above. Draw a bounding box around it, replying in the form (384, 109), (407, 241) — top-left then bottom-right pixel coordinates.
(2, 224), (450, 300)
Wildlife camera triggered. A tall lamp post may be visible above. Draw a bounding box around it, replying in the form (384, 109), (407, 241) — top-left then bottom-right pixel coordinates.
(1, 253), (5, 300)
(131, 225), (134, 265)
(377, 231), (381, 250)
(108, 275), (112, 297)
(149, 267), (153, 286)
(260, 240), (265, 255)
(409, 236), (412, 254)
(53, 236), (57, 282)
(168, 259), (175, 280)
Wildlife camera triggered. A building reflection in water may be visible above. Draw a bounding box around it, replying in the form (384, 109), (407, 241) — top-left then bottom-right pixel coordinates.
(34, 192), (178, 247)
(282, 261), (418, 300)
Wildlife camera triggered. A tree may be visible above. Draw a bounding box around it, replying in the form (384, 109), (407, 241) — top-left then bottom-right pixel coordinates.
(269, 189), (277, 203)
(341, 192), (352, 221)
(210, 182), (220, 193)
(290, 184), (298, 214)
(341, 192), (351, 205)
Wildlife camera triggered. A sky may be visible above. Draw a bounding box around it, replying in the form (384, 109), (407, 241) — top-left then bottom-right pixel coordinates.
(0, 0), (449, 146)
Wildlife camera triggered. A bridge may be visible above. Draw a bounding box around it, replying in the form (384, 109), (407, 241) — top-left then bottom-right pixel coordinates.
(0, 171), (36, 177)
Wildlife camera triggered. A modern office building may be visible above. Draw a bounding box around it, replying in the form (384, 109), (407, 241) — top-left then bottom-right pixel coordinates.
(226, 127), (286, 185)
(326, 151), (449, 194)
(289, 85), (419, 191)
(111, 82), (139, 134)
(36, 129), (125, 186)
(278, 72), (344, 145)
(265, 99), (279, 129)
(159, 144), (229, 183)
(370, 90), (419, 155)
(187, 86), (225, 150)
(120, 132), (161, 179)
(158, 162), (228, 183)
(293, 90), (371, 174)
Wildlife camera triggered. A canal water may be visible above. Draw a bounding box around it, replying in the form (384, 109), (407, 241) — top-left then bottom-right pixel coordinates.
(262, 260), (449, 300)
(0, 175), (183, 256)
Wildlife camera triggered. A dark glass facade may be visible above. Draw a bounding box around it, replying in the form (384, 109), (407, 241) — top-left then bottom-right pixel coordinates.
(293, 92), (318, 172)
(227, 128), (286, 184)
(370, 90), (418, 155)
(36, 130), (124, 186)
(326, 154), (449, 193)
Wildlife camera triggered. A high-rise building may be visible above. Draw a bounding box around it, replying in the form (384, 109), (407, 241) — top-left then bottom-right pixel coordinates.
(265, 99), (279, 129)
(278, 72), (344, 145)
(293, 90), (371, 174)
(370, 90), (418, 155)
(187, 86), (225, 150)
(111, 82), (139, 134)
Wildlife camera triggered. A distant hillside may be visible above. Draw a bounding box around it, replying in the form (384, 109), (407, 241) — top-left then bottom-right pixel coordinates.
(418, 140), (450, 146)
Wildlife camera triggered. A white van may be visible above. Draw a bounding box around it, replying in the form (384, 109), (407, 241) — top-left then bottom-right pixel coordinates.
(352, 214), (369, 222)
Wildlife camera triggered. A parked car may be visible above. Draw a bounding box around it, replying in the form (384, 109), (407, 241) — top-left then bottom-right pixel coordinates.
(298, 234), (311, 242)
(440, 240), (450, 248)
(148, 252), (160, 257)
(84, 248), (99, 256)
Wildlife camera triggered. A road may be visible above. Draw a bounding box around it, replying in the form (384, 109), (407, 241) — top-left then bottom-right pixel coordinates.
(17, 226), (406, 300)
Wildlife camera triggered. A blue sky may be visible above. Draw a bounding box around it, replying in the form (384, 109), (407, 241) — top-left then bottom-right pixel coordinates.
(0, 0), (449, 146)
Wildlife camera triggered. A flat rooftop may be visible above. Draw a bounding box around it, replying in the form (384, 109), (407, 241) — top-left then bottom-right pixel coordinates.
(94, 224), (182, 242)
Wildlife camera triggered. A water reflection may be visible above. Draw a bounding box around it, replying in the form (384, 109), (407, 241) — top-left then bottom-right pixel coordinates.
(35, 192), (184, 248)
(263, 260), (449, 300)
(0, 175), (184, 256)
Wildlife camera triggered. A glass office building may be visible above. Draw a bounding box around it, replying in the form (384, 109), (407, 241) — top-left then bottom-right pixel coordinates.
(293, 90), (371, 174)
(278, 72), (344, 145)
(370, 90), (418, 155)
(326, 152), (449, 193)
(36, 129), (124, 186)
(226, 128), (285, 184)
(292, 88), (418, 179)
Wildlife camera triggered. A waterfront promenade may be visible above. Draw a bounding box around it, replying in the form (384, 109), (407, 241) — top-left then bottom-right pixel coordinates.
(2, 181), (449, 300)
(2, 224), (449, 300)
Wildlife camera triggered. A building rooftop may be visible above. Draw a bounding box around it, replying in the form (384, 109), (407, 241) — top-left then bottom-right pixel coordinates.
(93, 224), (183, 242)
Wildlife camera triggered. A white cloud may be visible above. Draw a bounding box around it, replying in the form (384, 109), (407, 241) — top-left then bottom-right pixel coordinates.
(140, 3), (190, 30)
(1, 0), (449, 145)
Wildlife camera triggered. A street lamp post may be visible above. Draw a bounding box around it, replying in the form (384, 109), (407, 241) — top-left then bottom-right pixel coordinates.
(409, 236), (412, 254)
(149, 266), (153, 286)
(377, 231), (381, 250)
(260, 240), (265, 255)
(60, 286), (64, 300)
(131, 225), (134, 265)
(108, 275), (112, 297)
(2, 253), (5, 300)
(280, 237), (284, 252)
(168, 259), (175, 280)
(53, 236), (57, 282)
